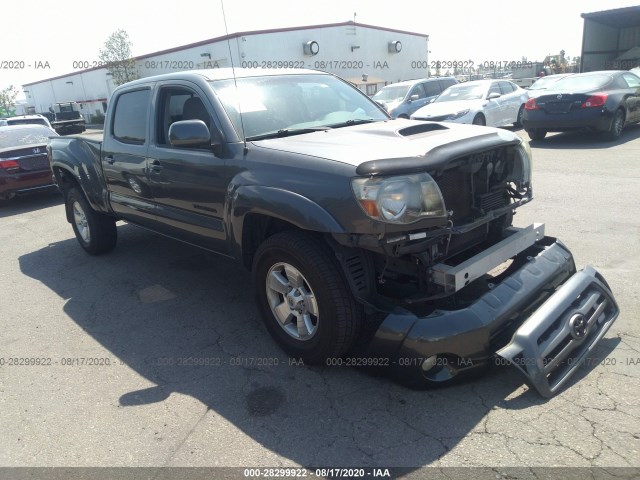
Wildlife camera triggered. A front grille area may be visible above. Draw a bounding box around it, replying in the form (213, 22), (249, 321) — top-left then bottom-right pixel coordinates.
(437, 169), (472, 223)
(497, 266), (619, 397)
(435, 147), (510, 224)
(478, 189), (509, 212)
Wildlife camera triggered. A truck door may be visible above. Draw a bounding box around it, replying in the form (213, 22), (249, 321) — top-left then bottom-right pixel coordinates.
(101, 87), (158, 228)
(146, 82), (231, 254)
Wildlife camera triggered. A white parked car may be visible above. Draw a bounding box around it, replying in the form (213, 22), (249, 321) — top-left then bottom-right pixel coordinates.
(0, 114), (52, 128)
(411, 80), (528, 127)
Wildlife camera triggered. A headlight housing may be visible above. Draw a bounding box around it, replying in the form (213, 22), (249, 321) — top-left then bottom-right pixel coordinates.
(447, 109), (470, 120)
(351, 173), (446, 224)
(514, 138), (532, 188)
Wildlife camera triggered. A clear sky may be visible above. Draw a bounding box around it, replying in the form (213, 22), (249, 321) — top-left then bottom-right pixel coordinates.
(2, 0), (638, 98)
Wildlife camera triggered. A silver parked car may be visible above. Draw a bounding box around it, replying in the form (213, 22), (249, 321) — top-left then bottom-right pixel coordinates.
(372, 77), (457, 119)
(411, 79), (528, 127)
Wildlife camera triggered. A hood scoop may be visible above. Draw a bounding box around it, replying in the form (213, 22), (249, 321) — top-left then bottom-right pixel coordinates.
(398, 123), (449, 137)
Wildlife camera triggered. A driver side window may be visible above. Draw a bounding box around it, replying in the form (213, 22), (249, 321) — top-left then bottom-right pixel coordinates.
(488, 83), (501, 97)
(410, 84), (426, 100)
(157, 87), (212, 148)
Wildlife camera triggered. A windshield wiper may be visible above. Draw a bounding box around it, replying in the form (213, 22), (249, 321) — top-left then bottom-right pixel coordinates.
(325, 118), (380, 129)
(246, 127), (330, 141)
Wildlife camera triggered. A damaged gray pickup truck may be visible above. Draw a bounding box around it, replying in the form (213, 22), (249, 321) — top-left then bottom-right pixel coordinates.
(48, 68), (619, 397)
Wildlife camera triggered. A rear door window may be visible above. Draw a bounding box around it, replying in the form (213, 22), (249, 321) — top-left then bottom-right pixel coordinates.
(439, 78), (457, 90)
(112, 89), (150, 144)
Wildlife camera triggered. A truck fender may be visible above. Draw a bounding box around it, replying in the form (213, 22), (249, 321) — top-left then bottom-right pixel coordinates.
(50, 138), (111, 215)
(227, 185), (346, 261)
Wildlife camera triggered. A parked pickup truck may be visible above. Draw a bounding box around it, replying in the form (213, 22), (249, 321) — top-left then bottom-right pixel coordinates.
(48, 68), (619, 397)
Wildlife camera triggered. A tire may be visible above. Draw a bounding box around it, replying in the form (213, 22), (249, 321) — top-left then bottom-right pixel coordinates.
(252, 231), (363, 365)
(526, 129), (547, 141)
(605, 109), (624, 141)
(514, 105), (525, 127)
(65, 187), (117, 255)
(472, 114), (486, 126)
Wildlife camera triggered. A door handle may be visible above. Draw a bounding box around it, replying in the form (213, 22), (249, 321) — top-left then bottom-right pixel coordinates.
(150, 159), (163, 172)
(105, 155), (114, 164)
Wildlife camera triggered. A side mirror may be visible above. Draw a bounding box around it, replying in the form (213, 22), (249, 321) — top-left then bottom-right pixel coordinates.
(169, 120), (216, 148)
(487, 92), (501, 100)
(409, 94), (420, 102)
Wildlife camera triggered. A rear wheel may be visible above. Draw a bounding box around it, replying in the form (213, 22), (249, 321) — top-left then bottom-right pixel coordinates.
(606, 109), (624, 141)
(253, 231), (363, 365)
(526, 129), (547, 141)
(472, 114), (486, 126)
(65, 187), (117, 255)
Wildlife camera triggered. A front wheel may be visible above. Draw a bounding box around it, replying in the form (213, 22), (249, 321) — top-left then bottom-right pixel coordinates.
(526, 129), (547, 141)
(65, 187), (117, 255)
(472, 114), (486, 126)
(252, 231), (363, 365)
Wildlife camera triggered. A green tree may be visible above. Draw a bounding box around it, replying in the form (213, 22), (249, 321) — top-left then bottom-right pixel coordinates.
(0, 85), (19, 117)
(98, 29), (139, 86)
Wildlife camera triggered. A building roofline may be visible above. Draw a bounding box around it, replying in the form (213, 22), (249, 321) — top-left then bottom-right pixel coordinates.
(23, 21), (428, 87)
(581, 5), (640, 19)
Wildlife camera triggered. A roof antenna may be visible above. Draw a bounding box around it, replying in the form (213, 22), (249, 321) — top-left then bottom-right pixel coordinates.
(353, 12), (357, 23)
(220, 0), (248, 154)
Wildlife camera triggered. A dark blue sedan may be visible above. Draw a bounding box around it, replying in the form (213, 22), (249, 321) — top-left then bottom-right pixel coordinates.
(522, 70), (640, 141)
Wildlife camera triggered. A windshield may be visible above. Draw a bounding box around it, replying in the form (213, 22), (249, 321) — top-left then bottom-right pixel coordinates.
(0, 126), (57, 149)
(549, 74), (612, 92)
(210, 74), (388, 140)
(435, 83), (487, 102)
(373, 85), (410, 103)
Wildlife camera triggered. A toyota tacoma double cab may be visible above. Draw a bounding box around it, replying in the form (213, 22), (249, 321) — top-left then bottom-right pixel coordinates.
(48, 68), (619, 397)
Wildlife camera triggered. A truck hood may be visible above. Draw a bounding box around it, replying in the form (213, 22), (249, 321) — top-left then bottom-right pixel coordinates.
(412, 100), (484, 119)
(251, 120), (520, 175)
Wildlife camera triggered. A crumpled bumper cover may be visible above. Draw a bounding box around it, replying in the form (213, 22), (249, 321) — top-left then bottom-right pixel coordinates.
(366, 238), (620, 397)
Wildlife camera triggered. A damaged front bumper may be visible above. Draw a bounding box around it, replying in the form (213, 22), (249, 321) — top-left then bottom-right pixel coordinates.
(366, 234), (619, 397)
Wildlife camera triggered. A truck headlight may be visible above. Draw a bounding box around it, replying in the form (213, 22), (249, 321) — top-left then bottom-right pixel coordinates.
(352, 173), (446, 224)
(515, 138), (532, 188)
(447, 109), (470, 120)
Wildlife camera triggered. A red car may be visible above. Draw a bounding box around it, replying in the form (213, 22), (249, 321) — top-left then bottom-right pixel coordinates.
(0, 124), (58, 200)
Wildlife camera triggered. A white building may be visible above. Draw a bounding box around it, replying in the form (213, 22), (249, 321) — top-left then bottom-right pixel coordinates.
(22, 21), (429, 121)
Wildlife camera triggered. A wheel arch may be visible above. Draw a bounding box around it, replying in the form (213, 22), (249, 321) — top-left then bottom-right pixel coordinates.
(228, 185), (347, 270)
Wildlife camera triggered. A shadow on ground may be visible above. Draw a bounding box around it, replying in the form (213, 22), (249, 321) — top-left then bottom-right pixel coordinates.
(0, 189), (63, 218)
(526, 123), (640, 150)
(18, 225), (620, 467)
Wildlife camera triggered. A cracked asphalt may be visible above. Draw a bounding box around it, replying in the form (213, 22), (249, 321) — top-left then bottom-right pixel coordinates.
(0, 126), (639, 472)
